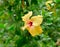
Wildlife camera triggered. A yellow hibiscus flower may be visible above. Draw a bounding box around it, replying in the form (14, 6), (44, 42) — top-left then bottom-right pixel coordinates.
(45, 0), (53, 10)
(21, 11), (43, 36)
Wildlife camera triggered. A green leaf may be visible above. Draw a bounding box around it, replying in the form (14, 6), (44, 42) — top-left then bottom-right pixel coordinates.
(54, 0), (60, 3)
(7, 24), (15, 31)
(0, 23), (4, 28)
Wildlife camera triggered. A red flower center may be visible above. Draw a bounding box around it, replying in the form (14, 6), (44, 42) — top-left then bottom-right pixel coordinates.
(28, 21), (33, 27)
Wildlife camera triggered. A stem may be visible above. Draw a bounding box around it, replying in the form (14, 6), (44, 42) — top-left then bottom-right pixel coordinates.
(22, 0), (25, 9)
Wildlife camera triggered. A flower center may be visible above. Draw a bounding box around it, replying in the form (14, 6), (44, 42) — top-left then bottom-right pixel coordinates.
(28, 21), (33, 27)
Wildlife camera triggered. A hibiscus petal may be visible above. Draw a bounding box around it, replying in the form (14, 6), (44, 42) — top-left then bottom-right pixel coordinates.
(27, 26), (43, 36)
(22, 11), (32, 22)
(31, 15), (43, 26)
(45, 0), (53, 10)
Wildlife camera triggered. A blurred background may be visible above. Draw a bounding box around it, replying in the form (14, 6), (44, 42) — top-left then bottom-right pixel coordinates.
(0, 0), (60, 47)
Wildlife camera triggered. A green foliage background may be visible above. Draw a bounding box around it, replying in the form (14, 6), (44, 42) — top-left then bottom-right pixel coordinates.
(0, 0), (60, 47)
